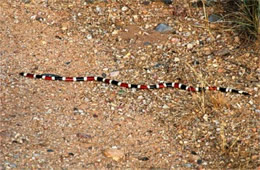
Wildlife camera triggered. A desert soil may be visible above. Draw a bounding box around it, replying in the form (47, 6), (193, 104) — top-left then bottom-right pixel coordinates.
(0, 0), (259, 169)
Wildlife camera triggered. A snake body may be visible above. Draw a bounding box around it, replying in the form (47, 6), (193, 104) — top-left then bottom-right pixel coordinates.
(19, 72), (250, 96)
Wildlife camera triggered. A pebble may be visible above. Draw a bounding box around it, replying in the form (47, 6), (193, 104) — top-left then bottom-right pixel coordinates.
(96, 6), (102, 13)
(208, 14), (221, 22)
(144, 41), (151, 46)
(41, 40), (47, 45)
(216, 34), (221, 39)
(73, 108), (85, 115)
(68, 152), (74, 156)
(138, 96), (143, 100)
(47, 149), (54, 152)
(203, 114), (208, 121)
(110, 71), (119, 77)
(86, 34), (92, 40)
(22, 0), (31, 3)
(76, 133), (92, 139)
(138, 156), (149, 161)
(203, 47), (211, 55)
(103, 148), (124, 161)
(102, 73), (107, 78)
(191, 151), (197, 155)
(112, 30), (119, 35)
(234, 36), (240, 43)
(174, 57), (180, 62)
(30, 15), (37, 20)
(133, 15), (139, 22)
(4, 162), (17, 168)
(162, 0), (173, 5)
(215, 48), (230, 56)
(197, 159), (202, 164)
(193, 60), (200, 65)
(65, 61), (71, 65)
(121, 6), (128, 12)
(255, 109), (260, 114)
(184, 32), (191, 37)
(171, 37), (180, 43)
(163, 104), (169, 109)
(187, 43), (193, 49)
(155, 23), (173, 33)
(184, 163), (193, 168)
(191, 0), (216, 7)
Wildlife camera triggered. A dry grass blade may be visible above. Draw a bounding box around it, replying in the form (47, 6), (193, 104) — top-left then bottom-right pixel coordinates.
(224, 0), (259, 42)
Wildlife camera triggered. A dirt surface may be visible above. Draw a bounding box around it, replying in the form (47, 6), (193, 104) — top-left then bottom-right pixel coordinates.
(0, 0), (259, 169)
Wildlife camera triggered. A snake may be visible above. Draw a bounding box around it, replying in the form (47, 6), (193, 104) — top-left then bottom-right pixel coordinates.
(19, 72), (250, 96)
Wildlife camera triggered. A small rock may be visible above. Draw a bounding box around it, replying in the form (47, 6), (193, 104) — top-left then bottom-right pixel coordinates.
(172, 5), (187, 17)
(255, 109), (260, 114)
(76, 133), (92, 139)
(234, 36), (240, 43)
(144, 41), (151, 46)
(252, 155), (258, 160)
(184, 32), (191, 37)
(203, 114), (208, 121)
(184, 163), (193, 168)
(103, 148), (124, 161)
(174, 57), (180, 62)
(96, 6), (102, 13)
(187, 43), (193, 49)
(36, 16), (44, 22)
(73, 108), (85, 115)
(193, 60), (200, 65)
(100, 73), (106, 78)
(4, 162), (17, 168)
(112, 30), (119, 35)
(192, 0), (216, 7)
(22, 0), (31, 3)
(216, 34), (221, 39)
(204, 47), (212, 55)
(65, 61), (71, 65)
(171, 37), (180, 43)
(215, 48), (230, 56)
(110, 71), (119, 77)
(163, 104), (169, 109)
(121, 6), (128, 12)
(86, 34), (92, 40)
(191, 151), (197, 155)
(197, 159), (202, 164)
(153, 63), (162, 68)
(47, 149), (54, 152)
(138, 96), (143, 100)
(161, 0), (173, 5)
(208, 14), (221, 22)
(30, 15), (37, 20)
(68, 152), (74, 156)
(83, 0), (94, 4)
(142, 1), (150, 5)
(133, 15), (139, 22)
(138, 156), (149, 161)
(155, 23), (173, 33)
(41, 40), (47, 45)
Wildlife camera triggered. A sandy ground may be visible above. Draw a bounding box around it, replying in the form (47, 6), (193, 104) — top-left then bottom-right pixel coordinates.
(1, 0), (259, 169)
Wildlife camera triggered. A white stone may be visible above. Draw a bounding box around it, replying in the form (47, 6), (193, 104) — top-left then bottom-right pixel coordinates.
(122, 6), (128, 12)
(187, 43), (193, 49)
